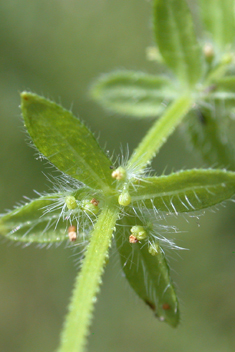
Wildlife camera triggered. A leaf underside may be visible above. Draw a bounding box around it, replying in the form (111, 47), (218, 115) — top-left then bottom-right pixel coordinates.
(116, 216), (179, 327)
(184, 108), (235, 171)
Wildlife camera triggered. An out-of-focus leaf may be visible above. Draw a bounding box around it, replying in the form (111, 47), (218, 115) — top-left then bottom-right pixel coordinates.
(209, 76), (235, 100)
(184, 108), (235, 170)
(130, 169), (235, 213)
(199, 0), (235, 51)
(153, 0), (203, 87)
(116, 216), (179, 327)
(21, 92), (113, 191)
(91, 71), (178, 118)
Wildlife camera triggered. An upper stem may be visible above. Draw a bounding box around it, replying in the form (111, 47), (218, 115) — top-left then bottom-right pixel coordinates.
(57, 201), (119, 352)
(127, 95), (193, 173)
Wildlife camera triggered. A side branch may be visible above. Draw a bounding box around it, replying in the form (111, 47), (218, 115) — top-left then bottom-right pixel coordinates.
(128, 95), (192, 172)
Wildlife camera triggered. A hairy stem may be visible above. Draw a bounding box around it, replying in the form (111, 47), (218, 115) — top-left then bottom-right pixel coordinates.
(57, 202), (119, 352)
(128, 95), (192, 172)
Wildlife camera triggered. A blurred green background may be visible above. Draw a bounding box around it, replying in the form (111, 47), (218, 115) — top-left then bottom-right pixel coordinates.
(1, 1), (235, 351)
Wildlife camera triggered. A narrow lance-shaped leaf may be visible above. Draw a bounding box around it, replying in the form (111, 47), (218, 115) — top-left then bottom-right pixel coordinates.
(199, 0), (235, 51)
(116, 216), (179, 327)
(184, 109), (235, 171)
(153, 0), (203, 87)
(130, 169), (235, 213)
(0, 188), (93, 243)
(21, 92), (113, 191)
(0, 194), (68, 243)
(209, 76), (235, 100)
(91, 71), (178, 118)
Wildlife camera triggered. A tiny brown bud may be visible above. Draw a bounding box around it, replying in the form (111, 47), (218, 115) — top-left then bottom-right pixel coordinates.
(111, 166), (126, 180)
(68, 226), (76, 232)
(90, 198), (99, 206)
(129, 234), (138, 243)
(68, 226), (77, 242)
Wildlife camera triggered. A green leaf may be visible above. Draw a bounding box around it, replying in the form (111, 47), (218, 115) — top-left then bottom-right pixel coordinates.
(199, 0), (235, 51)
(209, 76), (235, 100)
(184, 108), (235, 171)
(116, 216), (179, 327)
(21, 92), (113, 191)
(153, 0), (203, 87)
(91, 71), (178, 118)
(130, 169), (235, 213)
(0, 188), (94, 243)
(0, 194), (68, 243)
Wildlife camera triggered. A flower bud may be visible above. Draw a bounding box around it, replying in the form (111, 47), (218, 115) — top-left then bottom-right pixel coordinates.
(65, 196), (77, 210)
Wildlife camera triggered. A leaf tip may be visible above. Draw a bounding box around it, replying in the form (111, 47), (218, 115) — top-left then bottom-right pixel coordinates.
(21, 91), (32, 103)
(21, 91), (43, 107)
(20, 91), (37, 111)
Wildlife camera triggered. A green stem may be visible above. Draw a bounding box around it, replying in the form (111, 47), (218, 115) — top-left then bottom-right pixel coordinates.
(57, 202), (119, 352)
(128, 95), (192, 172)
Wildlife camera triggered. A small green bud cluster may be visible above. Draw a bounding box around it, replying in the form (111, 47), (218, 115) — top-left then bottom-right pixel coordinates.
(65, 195), (99, 215)
(130, 225), (147, 240)
(129, 225), (147, 243)
(111, 166), (127, 181)
(111, 166), (132, 206)
(118, 191), (131, 206)
(148, 242), (160, 256)
(81, 199), (99, 215)
(65, 195), (77, 210)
